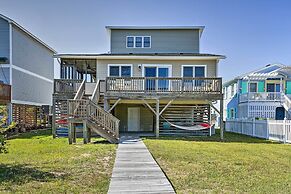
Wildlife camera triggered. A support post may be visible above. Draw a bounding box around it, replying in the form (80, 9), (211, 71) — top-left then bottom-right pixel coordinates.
(283, 117), (287, 143)
(52, 99), (56, 138)
(68, 122), (73, 144)
(83, 120), (89, 144)
(104, 97), (110, 111)
(72, 123), (76, 143)
(220, 99), (224, 140)
(7, 103), (13, 125)
(88, 127), (91, 143)
(156, 99), (160, 138)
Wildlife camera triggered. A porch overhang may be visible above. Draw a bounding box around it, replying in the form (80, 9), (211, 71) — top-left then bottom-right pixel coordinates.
(54, 53), (226, 61)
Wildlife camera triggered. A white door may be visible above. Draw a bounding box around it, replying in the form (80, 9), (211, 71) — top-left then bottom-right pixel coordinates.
(128, 107), (140, 131)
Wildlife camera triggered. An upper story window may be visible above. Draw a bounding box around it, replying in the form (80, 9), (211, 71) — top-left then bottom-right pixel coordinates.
(249, 83), (257, 92)
(108, 64), (132, 77)
(126, 36), (151, 48)
(126, 37), (134, 48)
(182, 65), (206, 77)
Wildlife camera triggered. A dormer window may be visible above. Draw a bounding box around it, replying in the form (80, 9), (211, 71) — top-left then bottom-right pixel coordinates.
(126, 36), (151, 48)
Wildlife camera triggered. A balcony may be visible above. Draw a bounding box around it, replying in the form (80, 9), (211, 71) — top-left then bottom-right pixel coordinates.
(105, 77), (222, 99)
(239, 92), (282, 103)
(0, 83), (11, 104)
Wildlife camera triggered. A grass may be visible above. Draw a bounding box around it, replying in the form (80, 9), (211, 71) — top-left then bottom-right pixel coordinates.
(0, 129), (117, 194)
(144, 131), (291, 194)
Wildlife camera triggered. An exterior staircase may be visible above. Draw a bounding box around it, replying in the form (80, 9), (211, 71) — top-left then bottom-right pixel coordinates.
(53, 79), (83, 138)
(282, 93), (291, 117)
(67, 80), (120, 143)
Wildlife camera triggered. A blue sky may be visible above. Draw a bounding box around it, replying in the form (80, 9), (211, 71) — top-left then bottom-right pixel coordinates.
(1, 0), (291, 81)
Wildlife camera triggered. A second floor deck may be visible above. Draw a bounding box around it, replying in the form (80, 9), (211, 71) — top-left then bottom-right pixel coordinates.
(53, 77), (222, 100)
(239, 92), (282, 103)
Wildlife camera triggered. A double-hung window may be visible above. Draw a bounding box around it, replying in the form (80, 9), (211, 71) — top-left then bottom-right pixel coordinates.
(182, 65), (206, 88)
(182, 65), (206, 78)
(126, 36), (151, 48)
(108, 65), (132, 77)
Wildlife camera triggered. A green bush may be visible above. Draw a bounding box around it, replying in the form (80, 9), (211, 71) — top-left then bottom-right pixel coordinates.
(0, 134), (7, 154)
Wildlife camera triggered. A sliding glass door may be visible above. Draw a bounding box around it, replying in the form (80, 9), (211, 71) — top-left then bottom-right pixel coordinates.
(144, 65), (171, 91)
(145, 67), (156, 90)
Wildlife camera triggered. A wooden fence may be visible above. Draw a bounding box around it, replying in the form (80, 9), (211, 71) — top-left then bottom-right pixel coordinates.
(225, 118), (291, 143)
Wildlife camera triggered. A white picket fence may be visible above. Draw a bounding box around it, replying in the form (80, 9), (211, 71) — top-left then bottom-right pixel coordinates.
(225, 118), (291, 143)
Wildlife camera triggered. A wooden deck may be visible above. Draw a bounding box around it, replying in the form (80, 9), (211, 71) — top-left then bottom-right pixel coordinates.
(0, 83), (11, 104)
(105, 77), (222, 100)
(108, 135), (175, 194)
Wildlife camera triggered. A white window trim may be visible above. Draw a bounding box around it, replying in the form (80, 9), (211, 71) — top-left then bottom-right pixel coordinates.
(141, 64), (172, 77)
(126, 36), (151, 48)
(107, 64), (133, 77)
(181, 65), (207, 77)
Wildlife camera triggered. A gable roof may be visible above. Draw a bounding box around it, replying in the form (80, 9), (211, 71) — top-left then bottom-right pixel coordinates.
(0, 14), (56, 53)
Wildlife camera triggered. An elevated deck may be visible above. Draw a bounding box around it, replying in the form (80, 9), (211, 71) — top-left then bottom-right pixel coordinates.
(0, 83), (11, 104)
(105, 77), (222, 100)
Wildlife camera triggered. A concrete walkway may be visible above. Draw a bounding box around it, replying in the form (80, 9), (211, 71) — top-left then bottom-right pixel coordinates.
(108, 135), (175, 194)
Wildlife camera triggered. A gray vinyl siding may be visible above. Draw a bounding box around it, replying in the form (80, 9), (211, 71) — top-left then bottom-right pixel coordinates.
(0, 18), (9, 63)
(12, 68), (52, 105)
(110, 29), (200, 53)
(96, 59), (217, 80)
(12, 25), (54, 80)
(0, 67), (10, 84)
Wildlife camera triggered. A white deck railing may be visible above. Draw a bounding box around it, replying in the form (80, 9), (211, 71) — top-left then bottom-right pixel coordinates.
(239, 92), (282, 103)
(106, 77), (222, 94)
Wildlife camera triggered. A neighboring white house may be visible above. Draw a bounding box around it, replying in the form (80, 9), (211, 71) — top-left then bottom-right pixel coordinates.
(0, 14), (56, 126)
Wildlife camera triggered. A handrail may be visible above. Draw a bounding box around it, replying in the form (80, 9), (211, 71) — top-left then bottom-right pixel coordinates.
(88, 100), (120, 138)
(282, 93), (291, 110)
(106, 77), (222, 94)
(53, 79), (83, 93)
(90, 80), (100, 103)
(67, 99), (120, 138)
(74, 79), (86, 100)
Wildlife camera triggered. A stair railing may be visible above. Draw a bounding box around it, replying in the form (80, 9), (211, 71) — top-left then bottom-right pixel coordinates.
(87, 100), (120, 138)
(90, 80), (100, 103)
(74, 79), (86, 100)
(69, 79), (86, 116)
(282, 93), (291, 110)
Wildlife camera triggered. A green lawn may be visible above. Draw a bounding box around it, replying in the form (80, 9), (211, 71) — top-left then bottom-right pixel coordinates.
(0, 130), (116, 194)
(144, 131), (291, 194)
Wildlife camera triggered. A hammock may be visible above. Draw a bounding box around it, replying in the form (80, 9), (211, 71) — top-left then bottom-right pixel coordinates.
(161, 116), (211, 131)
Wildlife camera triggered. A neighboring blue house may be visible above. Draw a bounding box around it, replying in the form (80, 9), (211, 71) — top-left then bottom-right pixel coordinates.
(224, 64), (291, 120)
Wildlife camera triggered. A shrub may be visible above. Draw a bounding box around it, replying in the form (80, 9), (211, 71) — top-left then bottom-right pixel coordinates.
(0, 134), (7, 154)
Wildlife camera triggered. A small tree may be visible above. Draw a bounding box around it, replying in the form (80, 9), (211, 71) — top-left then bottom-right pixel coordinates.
(0, 134), (7, 154)
(0, 106), (8, 153)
